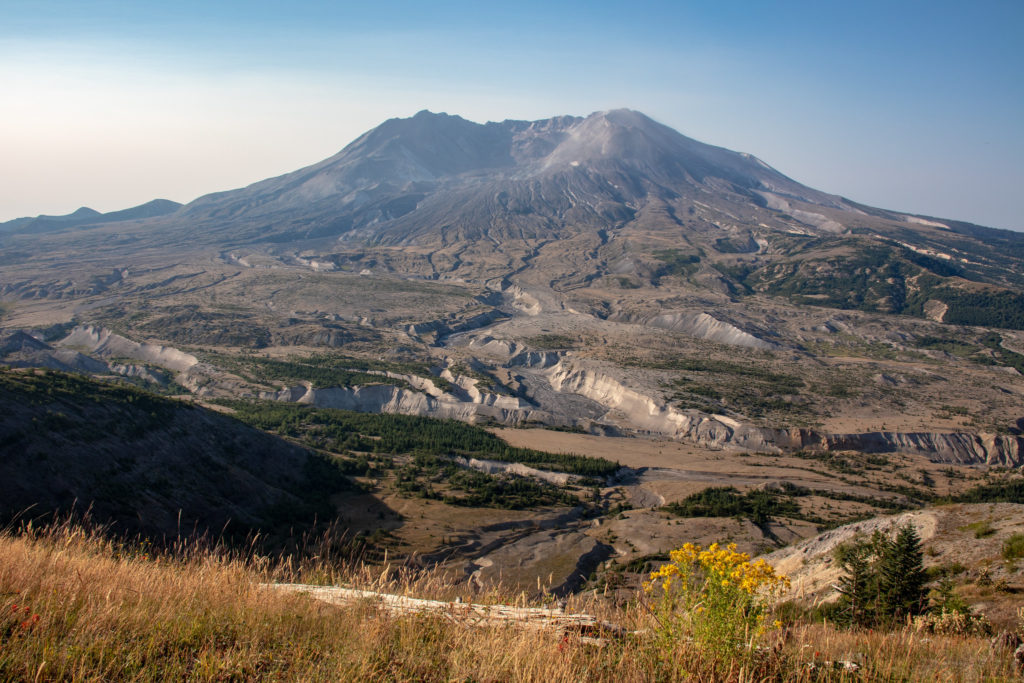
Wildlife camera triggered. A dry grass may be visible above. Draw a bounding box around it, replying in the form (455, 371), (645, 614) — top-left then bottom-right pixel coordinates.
(0, 521), (1020, 682)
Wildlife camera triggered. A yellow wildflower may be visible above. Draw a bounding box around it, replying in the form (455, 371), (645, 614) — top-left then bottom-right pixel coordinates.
(646, 540), (790, 659)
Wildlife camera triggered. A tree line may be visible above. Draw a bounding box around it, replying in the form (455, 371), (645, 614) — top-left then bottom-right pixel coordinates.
(222, 400), (620, 477)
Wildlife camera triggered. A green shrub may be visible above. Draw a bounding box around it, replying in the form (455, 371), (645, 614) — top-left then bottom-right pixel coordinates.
(831, 524), (929, 627)
(220, 400), (619, 477)
(964, 520), (996, 538)
(662, 486), (802, 525)
(1002, 533), (1024, 561)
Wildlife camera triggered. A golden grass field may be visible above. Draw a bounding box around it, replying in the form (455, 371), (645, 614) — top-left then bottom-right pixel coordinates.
(1, 520), (1020, 682)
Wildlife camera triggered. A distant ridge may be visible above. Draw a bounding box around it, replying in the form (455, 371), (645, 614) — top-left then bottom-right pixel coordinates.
(0, 198), (182, 235)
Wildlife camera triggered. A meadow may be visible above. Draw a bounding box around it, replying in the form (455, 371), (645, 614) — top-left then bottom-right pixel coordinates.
(1, 519), (1020, 682)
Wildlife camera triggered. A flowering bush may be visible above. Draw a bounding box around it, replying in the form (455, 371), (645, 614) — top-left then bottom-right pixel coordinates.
(913, 609), (992, 637)
(645, 542), (789, 659)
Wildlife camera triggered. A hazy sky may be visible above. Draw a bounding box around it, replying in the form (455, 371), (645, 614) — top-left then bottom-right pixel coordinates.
(2, 0), (1022, 230)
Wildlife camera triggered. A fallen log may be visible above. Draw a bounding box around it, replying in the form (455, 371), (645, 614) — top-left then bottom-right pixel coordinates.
(264, 583), (632, 642)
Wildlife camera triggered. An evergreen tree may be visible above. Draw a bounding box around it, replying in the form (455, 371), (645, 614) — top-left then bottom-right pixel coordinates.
(929, 575), (970, 615)
(877, 523), (928, 622)
(833, 525), (930, 628)
(835, 540), (876, 627)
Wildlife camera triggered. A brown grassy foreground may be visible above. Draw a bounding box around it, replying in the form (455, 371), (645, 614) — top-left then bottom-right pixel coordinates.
(0, 522), (1020, 682)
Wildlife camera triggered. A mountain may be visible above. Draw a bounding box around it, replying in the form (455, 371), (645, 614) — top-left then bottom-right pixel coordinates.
(7, 110), (1024, 284)
(137, 108), (1022, 328)
(10, 107), (1013, 331)
(169, 108), (854, 249)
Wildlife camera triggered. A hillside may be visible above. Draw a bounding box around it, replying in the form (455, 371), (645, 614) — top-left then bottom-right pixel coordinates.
(0, 199), (181, 235)
(0, 368), (358, 543)
(766, 503), (1024, 626)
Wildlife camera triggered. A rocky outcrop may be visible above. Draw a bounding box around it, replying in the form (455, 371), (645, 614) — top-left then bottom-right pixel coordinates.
(755, 427), (1023, 467)
(407, 309), (507, 340)
(606, 309), (775, 349)
(816, 430), (1023, 467)
(107, 362), (172, 385)
(643, 312), (776, 349)
(467, 335), (521, 358)
(452, 456), (583, 486)
(503, 285), (542, 316)
(509, 350), (562, 369)
(58, 325), (198, 373)
(264, 381), (544, 425)
(516, 354), (1024, 466)
(526, 356), (776, 450)
(1, 331), (104, 374)
(0, 330), (172, 384)
(923, 299), (948, 322)
(0, 331), (50, 356)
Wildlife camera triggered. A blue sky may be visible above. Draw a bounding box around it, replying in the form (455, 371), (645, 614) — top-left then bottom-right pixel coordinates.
(2, 0), (1022, 230)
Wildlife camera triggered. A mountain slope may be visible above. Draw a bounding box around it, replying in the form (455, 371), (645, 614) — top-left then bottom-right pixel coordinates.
(168, 109), (850, 246)
(0, 369), (359, 541)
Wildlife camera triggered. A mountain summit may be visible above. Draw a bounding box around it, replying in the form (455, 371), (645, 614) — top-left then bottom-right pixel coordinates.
(174, 109), (851, 247)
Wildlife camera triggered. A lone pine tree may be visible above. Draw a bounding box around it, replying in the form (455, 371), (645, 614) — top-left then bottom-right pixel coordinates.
(877, 523), (929, 622)
(834, 523), (928, 627)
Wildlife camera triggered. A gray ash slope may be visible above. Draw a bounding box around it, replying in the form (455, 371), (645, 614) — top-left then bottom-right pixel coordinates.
(172, 109), (851, 245)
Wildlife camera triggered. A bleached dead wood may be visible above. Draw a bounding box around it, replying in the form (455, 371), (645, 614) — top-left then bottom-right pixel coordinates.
(264, 583), (631, 641)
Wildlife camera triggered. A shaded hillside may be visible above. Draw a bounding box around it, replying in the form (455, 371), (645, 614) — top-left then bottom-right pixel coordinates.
(0, 369), (359, 542)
